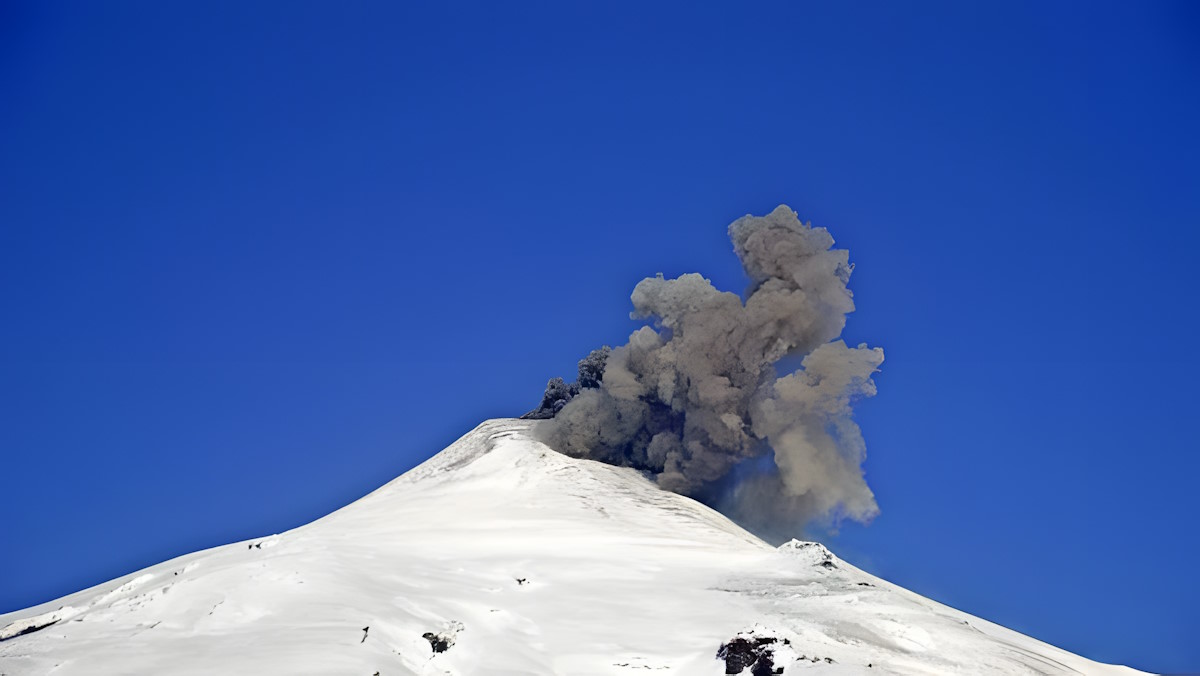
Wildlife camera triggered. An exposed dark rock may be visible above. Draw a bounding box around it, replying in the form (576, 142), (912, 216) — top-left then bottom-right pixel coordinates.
(422, 621), (463, 654)
(717, 634), (789, 675)
(422, 631), (451, 653)
(0, 619), (59, 643)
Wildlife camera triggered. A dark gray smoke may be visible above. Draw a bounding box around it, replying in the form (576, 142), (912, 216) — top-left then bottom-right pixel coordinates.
(524, 205), (883, 533)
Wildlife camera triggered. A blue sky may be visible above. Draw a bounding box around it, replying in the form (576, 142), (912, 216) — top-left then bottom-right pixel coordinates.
(1, 1), (1197, 671)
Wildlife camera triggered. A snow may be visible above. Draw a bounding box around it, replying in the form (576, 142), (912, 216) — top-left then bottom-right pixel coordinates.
(0, 419), (1148, 675)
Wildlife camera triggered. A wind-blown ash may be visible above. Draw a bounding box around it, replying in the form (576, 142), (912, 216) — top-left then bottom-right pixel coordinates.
(525, 205), (883, 533)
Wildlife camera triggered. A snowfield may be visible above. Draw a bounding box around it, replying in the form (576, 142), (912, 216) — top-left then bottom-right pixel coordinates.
(0, 419), (1148, 675)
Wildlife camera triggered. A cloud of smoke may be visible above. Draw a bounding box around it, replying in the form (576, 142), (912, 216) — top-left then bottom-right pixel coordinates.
(525, 205), (883, 536)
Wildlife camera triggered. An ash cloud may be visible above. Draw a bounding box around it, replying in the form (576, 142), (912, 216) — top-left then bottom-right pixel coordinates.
(524, 205), (883, 536)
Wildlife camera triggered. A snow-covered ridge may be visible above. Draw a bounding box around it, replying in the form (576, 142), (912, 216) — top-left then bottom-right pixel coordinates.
(0, 419), (1148, 675)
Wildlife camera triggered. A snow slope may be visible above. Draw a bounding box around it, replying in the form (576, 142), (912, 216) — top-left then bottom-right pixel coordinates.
(0, 419), (1148, 675)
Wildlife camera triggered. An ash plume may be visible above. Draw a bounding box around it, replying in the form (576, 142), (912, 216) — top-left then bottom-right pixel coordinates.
(524, 205), (883, 535)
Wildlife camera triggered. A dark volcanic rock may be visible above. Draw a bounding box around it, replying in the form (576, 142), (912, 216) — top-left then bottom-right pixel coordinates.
(422, 620), (464, 654)
(422, 631), (451, 653)
(717, 633), (788, 675)
(0, 619), (59, 643)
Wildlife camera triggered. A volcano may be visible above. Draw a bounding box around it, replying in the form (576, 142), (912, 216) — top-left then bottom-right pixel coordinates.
(0, 420), (1146, 675)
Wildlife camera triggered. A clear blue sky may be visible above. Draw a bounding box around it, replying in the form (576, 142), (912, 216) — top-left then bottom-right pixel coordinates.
(1, 2), (1196, 671)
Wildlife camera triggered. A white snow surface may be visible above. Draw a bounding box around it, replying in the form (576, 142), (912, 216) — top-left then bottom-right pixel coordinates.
(0, 419), (1148, 675)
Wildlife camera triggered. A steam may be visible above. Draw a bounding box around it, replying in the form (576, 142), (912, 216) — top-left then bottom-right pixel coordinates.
(525, 205), (883, 535)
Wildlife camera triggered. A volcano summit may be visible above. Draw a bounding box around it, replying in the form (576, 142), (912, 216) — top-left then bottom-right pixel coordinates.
(0, 420), (1146, 675)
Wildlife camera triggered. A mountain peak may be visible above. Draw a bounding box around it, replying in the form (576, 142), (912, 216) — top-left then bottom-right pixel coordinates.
(0, 419), (1146, 675)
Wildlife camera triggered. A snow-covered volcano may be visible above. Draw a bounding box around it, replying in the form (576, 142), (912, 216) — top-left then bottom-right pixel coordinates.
(0, 420), (1146, 675)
